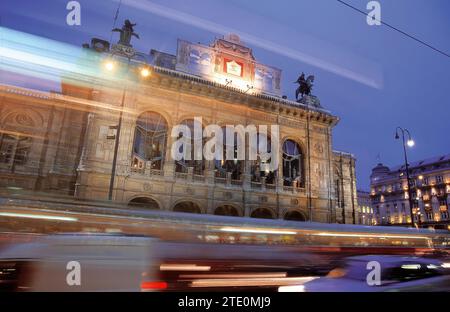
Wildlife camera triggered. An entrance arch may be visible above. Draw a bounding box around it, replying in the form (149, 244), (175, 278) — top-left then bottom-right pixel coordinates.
(173, 201), (202, 214)
(128, 197), (160, 209)
(214, 205), (240, 217)
(284, 210), (306, 222)
(250, 208), (274, 219)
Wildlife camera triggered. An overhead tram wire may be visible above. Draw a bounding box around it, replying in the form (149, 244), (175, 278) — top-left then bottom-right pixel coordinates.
(336, 0), (450, 59)
(109, 0), (123, 44)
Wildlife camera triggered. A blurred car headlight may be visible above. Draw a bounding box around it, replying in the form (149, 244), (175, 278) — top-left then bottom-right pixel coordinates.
(278, 285), (305, 292)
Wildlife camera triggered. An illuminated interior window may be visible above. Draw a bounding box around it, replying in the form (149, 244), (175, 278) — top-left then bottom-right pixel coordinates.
(282, 139), (304, 187)
(132, 111), (168, 170)
(175, 119), (205, 175)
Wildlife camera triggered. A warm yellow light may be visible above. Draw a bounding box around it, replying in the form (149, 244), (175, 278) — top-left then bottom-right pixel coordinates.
(0, 212), (78, 222)
(418, 175), (423, 180)
(105, 61), (115, 71)
(160, 264), (211, 271)
(140, 67), (151, 78)
(220, 227), (296, 235)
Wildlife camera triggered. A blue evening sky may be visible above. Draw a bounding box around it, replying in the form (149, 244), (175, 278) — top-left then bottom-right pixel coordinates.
(1, 0), (449, 190)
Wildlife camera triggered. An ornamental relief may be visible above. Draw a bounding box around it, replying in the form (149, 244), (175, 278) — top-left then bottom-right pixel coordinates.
(312, 126), (328, 135)
(314, 142), (324, 156)
(314, 162), (327, 189)
(279, 116), (304, 128)
(247, 111), (278, 124)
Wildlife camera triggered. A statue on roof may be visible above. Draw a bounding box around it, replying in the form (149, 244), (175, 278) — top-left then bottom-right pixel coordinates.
(294, 72), (321, 108)
(295, 72), (315, 100)
(112, 19), (140, 47)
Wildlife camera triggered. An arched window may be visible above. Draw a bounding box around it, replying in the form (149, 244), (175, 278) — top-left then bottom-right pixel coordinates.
(250, 208), (274, 219)
(282, 140), (304, 187)
(215, 127), (243, 180)
(251, 133), (276, 184)
(214, 205), (239, 217)
(175, 119), (205, 175)
(0, 135), (31, 167)
(128, 197), (160, 209)
(284, 210), (306, 222)
(132, 112), (168, 171)
(0, 112), (35, 172)
(173, 201), (202, 214)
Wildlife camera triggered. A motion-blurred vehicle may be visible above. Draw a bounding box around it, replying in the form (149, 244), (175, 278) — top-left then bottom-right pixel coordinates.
(0, 233), (159, 291)
(280, 255), (450, 292)
(148, 241), (328, 292)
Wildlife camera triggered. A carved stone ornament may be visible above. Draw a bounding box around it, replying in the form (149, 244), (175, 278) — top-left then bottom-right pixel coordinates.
(111, 44), (136, 58)
(143, 183), (152, 192)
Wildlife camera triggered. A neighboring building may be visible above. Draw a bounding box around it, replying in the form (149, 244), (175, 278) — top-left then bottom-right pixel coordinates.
(357, 190), (374, 225)
(334, 151), (358, 224)
(0, 30), (359, 223)
(370, 155), (450, 228)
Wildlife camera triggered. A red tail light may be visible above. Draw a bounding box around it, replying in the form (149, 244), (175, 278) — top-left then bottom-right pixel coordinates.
(140, 281), (168, 291)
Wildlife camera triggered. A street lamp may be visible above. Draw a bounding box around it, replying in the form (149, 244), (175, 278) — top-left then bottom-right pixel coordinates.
(395, 127), (416, 227)
(140, 66), (151, 78)
(104, 60), (115, 71)
(106, 52), (151, 201)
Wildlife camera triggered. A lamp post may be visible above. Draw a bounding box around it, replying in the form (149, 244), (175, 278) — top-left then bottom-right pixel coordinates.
(395, 127), (416, 227)
(105, 52), (151, 201)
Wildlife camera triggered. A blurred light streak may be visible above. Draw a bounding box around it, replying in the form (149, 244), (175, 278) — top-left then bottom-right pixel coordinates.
(315, 232), (428, 240)
(278, 285), (306, 292)
(0, 212), (78, 222)
(189, 276), (318, 287)
(140, 281), (168, 290)
(1, 85), (137, 118)
(160, 264), (211, 271)
(0, 27), (124, 88)
(401, 264), (421, 270)
(441, 263), (450, 269)
(0, 129), (45, 140)
(180, 272), (287, 279)
(121, 0), (382, 88)
(220, 227), (296, 235)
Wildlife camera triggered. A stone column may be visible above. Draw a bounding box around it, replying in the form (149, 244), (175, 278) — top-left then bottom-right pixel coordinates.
(163, 134), (176, 178)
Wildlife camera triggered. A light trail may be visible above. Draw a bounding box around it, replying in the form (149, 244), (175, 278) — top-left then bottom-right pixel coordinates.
(0, 212), (78, 222)
(121, 0), (382, 88)
(220, 227), (296, 235)
(315, 232), (429, 240)
(160, 264), (211, 271)
(189, 276), (318, 287)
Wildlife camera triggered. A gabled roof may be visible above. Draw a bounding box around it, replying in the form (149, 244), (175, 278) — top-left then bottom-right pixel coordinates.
(390, 153), (450, 172)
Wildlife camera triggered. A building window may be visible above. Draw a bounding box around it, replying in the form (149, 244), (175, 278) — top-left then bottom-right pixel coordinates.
(426, 211), (433, 221)
(174, 119), (205, 175)
(215, 127), (244, 180)
(423, 177), (429, 185)
(282, 139), (304, 187)
(251, 133), (276, 184)
(132, 111), (168, 170)
(0, 134), (32, 168)
(436, 175), (444, 184)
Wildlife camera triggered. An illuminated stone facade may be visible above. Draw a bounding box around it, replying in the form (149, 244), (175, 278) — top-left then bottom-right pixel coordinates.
(370, 155), (450, 227)
(0, 34), (359, 223)
(357, 190), (374, 225)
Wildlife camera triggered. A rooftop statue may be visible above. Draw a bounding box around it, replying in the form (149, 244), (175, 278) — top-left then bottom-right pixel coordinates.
(295, 72), (315, 100)
(112, 19), (140, 47)
(294, 72), (321, 108)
